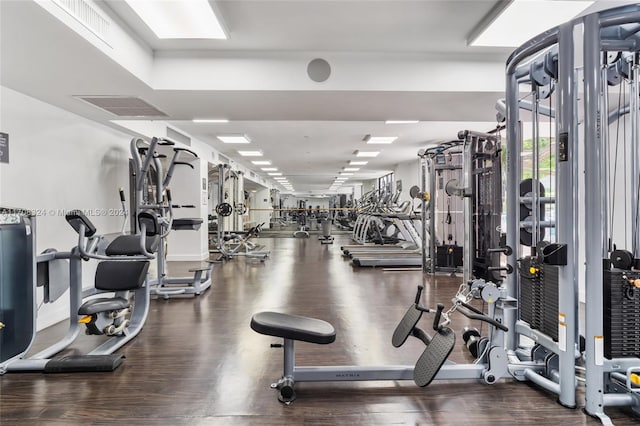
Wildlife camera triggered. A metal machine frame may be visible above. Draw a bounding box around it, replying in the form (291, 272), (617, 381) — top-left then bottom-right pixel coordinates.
(505, 4), (640, 423)
(130, 137), (214, 298)
(417, 132), (503, 280)
(212, 163), (269, 260)
(0, 208), (155, 374)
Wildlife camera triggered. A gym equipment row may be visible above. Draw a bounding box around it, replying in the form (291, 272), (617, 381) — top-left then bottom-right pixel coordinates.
(250, 6), (640, 425)
(0, 207), (158, 374)
(210, 163), (269, 261)
(130, 137), (214, 298)
(342, 184), (425, 267)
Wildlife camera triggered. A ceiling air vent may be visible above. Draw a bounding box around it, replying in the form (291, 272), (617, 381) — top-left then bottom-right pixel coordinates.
(52, 0), (110, 43)
(76, 96), (168, 117)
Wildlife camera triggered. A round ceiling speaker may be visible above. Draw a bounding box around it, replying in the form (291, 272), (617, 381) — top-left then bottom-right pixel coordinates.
(307, 58), (331, 83)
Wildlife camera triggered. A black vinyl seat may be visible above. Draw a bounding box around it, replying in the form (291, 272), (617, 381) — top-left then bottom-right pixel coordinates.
(251, 312), (336, 344)
(78, 297), (129, 315)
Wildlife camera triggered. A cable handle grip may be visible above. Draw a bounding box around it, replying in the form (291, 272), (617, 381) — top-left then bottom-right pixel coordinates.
(166, 189), (172, 203)
(487, 264), (514, 274)
(414, 285), (424, 305)
(433, 303), (445, 331)
(487, 245), (513, 256)
(119, 188), (126, 202)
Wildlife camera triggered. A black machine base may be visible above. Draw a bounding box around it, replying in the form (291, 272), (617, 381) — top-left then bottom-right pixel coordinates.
(43, 354), (125, 373)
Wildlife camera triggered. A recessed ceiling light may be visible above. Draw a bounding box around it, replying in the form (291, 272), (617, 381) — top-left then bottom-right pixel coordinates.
(343, 167), (360, 172)
(268, 172), (283, 176)
(364, 135), (397, 144)
(217, 134), (251, 144)
(274, 176), (287, 180)
(238, 150), (263, 157)
(335, 177), (348, 181)
(252, 160), (271, 165)
(349, 161), (368, 165)
(125, 0), (227, 39)
(468, 0), (593, 47)
(261, 167), (278, 171)
(340, 173), (354, 176)
(385, 120), (419, 124)
(355, 151), (380, 157)
(193, 118), (229, 123)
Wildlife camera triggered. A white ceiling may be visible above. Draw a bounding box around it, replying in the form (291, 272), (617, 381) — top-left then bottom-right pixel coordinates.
(0, 0), (622, 195)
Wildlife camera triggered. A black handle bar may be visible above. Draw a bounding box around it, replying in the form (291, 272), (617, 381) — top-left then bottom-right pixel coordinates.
(487, 246), (513, 256)
(433, 303), (445, 331)
(457, 305), (509, 332)
(488, 264), (514, 274)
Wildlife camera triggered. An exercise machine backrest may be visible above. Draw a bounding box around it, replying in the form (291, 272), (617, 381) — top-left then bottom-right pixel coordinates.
(94, 261), (150, 292)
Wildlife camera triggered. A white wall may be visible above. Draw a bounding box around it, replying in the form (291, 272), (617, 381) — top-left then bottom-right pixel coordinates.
(0, 86), (216, 329)
(248, 188), (272, 227)
(393, 159), (421, 206)
(0, 85), (131, 329)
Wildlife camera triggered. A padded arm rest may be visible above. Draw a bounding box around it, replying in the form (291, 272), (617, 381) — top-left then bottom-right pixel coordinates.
(250, 312), (336, 344)
(172, 218), (203, 231)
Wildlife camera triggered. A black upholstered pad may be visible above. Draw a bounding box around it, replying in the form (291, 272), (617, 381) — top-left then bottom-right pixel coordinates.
(95, 261), (150, 291)
(251, 312), (336, 344)
(78, 297), (129, 315)
(106, 235), (160, 256)
(65, 210), (97, 237)
(392, 305), (423, 348)
(413, 326), (456, 387)
(172, 218), (203, 231)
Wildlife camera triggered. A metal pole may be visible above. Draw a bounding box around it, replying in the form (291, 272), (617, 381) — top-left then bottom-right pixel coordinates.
(555, 22), (577, 409)
(532, 90), (540, 250)
(420, 154), (429, 273)
(505, 66), (521, 351)
(601, 53), (610, 255)
(429, 157), (437, 273)
(583, 12), (605, 419)
(631, 55), (639, 261)
(462, 136), (473, 283)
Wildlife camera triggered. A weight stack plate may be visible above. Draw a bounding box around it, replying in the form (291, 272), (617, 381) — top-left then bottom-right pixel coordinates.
(604, 270), (640, 359)
(519, 257), (543, 330)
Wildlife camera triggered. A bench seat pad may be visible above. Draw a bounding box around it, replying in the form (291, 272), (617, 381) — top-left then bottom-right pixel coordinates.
(251, 311), (336, 344)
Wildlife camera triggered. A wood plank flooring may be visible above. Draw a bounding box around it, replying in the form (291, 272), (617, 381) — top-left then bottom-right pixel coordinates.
(1, 235), (638, 425)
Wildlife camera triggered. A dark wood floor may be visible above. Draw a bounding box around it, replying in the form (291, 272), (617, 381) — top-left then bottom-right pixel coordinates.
(1, 235), (637, 425)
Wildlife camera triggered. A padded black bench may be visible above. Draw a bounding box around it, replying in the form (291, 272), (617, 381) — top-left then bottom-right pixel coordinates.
(250, 312), (336, 345)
